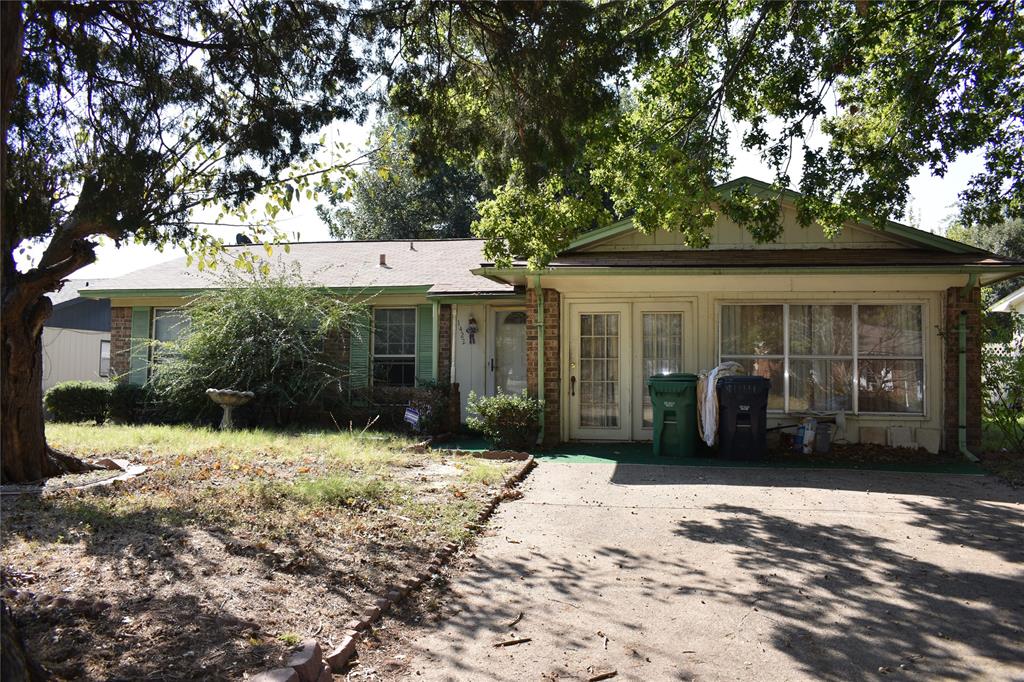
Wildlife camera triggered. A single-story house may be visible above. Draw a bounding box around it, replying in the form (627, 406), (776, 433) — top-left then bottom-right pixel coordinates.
(42, 279), (112, 393)
(80, 178), (1024, 453)
(990, 285), (1024, 316)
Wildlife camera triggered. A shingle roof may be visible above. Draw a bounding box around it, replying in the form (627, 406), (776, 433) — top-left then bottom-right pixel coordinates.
(84, 239), (513, 296)
(46, 279), (111, 306)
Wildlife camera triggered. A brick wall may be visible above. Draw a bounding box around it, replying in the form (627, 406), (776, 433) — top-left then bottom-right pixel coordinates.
(526, 288), (561, 446)
(943, 285), (982, 451)
(437, 304), (452, 384)
(110, 306), (132, 379)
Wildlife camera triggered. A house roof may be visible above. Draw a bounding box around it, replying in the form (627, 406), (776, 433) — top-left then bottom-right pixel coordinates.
(46, 279), (112, 307)
(79, 239), (513, 298)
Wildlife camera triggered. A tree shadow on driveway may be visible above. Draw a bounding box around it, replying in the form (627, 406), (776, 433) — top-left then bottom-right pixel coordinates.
(673, 502), (1024, 680)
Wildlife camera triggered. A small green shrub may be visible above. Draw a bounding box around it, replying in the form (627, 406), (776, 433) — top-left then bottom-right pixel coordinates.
(465, 390), (540, 451)
(44, 381), (113, 423)
(107, 381), (150, 425)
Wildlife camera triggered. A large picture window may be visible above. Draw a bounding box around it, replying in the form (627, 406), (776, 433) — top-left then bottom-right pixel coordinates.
(720, 303), (925, 414)
(372, 308), (416, 387)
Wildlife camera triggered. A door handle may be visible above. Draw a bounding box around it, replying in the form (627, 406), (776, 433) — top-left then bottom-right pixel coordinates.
(570, 375), (576, 397)
(490, 358), (495, 371)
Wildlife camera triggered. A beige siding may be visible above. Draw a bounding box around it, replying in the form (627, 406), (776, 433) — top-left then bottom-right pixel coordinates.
(42, 327), (110, 393)
(541, 271), (972, 450)
(585, 205), (908, 251)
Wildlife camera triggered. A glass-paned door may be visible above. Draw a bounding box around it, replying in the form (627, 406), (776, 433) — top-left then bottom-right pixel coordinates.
(491, 310), (527, 394)
(632, 303), (692, 438)
(569, 303), (631, 440)
(641, 313), (684, 427)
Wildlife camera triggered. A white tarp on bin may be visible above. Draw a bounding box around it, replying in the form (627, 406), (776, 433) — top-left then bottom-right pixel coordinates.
(696, 361), (746, 447)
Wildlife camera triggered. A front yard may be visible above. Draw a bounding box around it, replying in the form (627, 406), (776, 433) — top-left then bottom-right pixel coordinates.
(0, 424), (515, 680)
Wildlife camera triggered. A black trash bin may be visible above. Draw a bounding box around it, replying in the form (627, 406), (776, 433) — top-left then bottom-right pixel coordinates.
(717, 376), (770, 460)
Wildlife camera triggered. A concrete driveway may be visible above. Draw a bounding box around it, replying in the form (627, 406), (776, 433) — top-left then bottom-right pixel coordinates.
(399, 463), (1024, 681)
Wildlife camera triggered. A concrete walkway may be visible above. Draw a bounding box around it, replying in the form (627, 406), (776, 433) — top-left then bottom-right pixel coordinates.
(400, 463), (1024, 681)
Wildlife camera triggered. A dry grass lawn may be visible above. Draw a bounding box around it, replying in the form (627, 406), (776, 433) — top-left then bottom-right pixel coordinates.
(1, 424), (514, 681)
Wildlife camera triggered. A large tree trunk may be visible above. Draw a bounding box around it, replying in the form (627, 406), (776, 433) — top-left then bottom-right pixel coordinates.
(0, 290), (96, 484)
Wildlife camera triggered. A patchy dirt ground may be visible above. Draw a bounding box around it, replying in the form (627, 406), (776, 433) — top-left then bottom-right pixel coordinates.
(1, 425), (515, 681)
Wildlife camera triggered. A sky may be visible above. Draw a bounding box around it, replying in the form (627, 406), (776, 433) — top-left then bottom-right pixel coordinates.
(25, 115), (986, 282)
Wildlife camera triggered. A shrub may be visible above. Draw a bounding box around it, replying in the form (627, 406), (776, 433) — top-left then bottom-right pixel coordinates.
(465, 390), (540, 451)
(44, 381), (112, 423)
(107, 381), (151, 425)
(349, 382), (455, 435)
(149, 266), (365, 426)
(982, 311), (1024, 453)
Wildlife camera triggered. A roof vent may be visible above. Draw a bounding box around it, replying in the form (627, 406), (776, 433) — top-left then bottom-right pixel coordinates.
(379, 253), (387, 267)
(409, 241), (415, 250)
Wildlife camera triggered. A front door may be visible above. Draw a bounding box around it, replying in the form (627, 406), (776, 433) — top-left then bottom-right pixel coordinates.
(489, 309), (528, 395)
(568, 303), (631, 440)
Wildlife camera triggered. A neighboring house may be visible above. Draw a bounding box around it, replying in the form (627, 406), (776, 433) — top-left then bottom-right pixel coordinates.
(990, 286), (1024, 315)
(990, 285), (1024, 346)
(80, 177), (1024, 453)
(42, 279), (112, 393)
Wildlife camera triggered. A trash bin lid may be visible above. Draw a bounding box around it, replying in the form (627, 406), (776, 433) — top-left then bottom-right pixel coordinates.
(647, 372), (697, 384)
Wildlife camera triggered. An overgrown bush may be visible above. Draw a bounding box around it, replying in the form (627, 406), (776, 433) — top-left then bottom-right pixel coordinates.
(44, 381), (112, 423)
(465, 390), (540, 450)
(982, 311), (1024, 453)
(107, 381), (152, 425)
(149, 267), (365, 426)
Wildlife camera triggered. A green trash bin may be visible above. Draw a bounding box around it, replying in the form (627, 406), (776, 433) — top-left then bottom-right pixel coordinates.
(647, 373), (698, 457)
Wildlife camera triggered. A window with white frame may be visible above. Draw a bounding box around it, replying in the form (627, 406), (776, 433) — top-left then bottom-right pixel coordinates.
(372, 308), (416, 387)
(99, 339), (111, 377)
(720, 303), (924, 414)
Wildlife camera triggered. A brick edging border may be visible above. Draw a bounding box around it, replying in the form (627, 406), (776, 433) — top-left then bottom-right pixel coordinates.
(248, 453), (536, 681)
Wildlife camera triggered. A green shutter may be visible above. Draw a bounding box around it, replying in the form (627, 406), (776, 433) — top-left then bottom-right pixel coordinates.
(416, 304), (434, 385)
(348, 307), (372, 394)
(128, 306), (151, 386)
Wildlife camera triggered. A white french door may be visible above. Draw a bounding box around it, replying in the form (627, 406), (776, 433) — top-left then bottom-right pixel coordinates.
(568, 303), (631, 440)
(632, 304), (691, 439)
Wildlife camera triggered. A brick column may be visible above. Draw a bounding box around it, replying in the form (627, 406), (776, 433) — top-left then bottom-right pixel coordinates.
(437, 304), (452, 384)
(943, 285), (982, 451)
(526, 287), (561, 446)
(109, 306), (132, 379)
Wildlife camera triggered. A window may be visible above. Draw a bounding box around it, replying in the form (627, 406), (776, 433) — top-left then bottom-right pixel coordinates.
(720, 303), (924, 414)
(152, 307), (189, 364)
(153, 308), (189, 343)
(857, 305), (924, 413)
(99, 340), (111, 377)
(720, 305), (785, 409)
(372, 308), (416, 387)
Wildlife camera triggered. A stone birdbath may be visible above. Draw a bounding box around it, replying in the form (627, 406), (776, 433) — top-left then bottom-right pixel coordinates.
(205, 389), (254, 430)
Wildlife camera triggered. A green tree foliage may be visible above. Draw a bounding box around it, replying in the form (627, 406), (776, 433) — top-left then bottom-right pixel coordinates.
(317, 118), (488, 241)
(947, 219), (1024, 300)
(364, 1), (1023, 267)
(150, 267), (363, 427)
(1, 1), (367, 481)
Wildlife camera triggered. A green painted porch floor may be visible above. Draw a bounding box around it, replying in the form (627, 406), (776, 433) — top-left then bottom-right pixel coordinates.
(436, 437), (986, 475)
